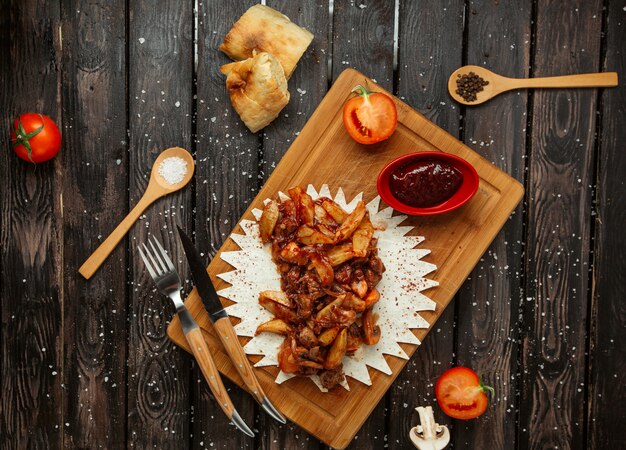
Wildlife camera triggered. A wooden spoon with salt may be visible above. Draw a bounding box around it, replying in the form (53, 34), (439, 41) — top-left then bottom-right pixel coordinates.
(448, 65), (618, 105)
(79, 147), (194, 279)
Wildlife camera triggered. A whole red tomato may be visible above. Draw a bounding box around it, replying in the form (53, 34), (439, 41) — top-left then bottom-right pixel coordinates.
(342, 84), (397, 145)
(435, 366), (494, 420)
(11, 113), (62, 163)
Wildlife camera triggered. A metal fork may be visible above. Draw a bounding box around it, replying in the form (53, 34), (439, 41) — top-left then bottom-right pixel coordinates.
(138, 236), (254, 438)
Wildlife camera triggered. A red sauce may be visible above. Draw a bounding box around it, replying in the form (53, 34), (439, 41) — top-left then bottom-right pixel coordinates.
(389, 158), (463, 207)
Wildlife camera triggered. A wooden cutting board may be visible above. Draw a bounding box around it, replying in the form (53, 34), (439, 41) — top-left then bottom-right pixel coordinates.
(167, 68), (524, 449)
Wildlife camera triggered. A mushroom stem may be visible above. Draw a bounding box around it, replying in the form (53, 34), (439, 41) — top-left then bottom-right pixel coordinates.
(409, 406), (450, 450)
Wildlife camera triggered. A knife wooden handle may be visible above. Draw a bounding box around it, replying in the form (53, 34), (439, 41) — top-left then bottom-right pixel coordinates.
(213, 317), (266, 403)
(186, 326), (236, 418)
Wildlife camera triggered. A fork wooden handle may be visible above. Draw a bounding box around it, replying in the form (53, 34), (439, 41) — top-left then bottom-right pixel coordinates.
(213, 317), (266, 403)
(185, 326), (236, 418)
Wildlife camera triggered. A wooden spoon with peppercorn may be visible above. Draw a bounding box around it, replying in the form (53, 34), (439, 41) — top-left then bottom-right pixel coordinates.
(448, 65), (618, 105)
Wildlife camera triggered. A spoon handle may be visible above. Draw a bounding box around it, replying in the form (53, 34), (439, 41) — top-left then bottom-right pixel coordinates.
(511, 72), (618, 89)
(79, 191), (160, 279)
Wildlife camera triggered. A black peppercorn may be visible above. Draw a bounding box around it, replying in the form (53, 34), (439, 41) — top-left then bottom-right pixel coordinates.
(455, 72), (489, 102)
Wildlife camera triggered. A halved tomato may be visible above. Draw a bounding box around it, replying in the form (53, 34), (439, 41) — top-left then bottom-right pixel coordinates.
(342, 84), (397, 145)
(435, 366), (494, 420)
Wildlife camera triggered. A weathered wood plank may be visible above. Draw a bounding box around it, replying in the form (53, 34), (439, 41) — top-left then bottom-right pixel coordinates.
(520, 0), (603, 448)
(0, 2), (63, 449)
(192, 0), (258, 447)
(588, 0), (626, 447)
(126, 1), (194, 448)
(330, 1), (395, 448)
(388, 0), (463, 445)
(261, 0), (329, 178)
(331, 0), (395, 90)
(257, 1), (329, 448)
(59, 1), (128, 447)
(454, 0), (531, 448)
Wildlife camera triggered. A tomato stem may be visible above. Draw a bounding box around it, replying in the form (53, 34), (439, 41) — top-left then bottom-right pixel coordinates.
(11, 114), (45, 163)
(351, 84), (373, 100)
(479, 378), (495, 400)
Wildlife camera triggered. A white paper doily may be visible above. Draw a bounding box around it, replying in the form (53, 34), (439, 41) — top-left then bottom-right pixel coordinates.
(218, 184), (438, 391)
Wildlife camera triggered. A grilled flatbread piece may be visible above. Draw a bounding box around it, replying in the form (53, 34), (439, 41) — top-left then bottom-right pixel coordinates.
(220, 52), (290, 133)
(219, 4), (313, 79)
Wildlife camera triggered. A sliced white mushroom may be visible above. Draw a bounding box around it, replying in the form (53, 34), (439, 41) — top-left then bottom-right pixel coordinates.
(410, 406), (450, 450)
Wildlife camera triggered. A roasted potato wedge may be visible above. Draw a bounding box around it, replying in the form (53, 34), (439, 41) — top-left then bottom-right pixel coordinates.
(351, 278), (368, 298)
(259, 290), (293, 308)
(315, 296), (345, 323)
(352, 213), (374, 257)
(314, 203), (338, 228)
(278, 346), (300, 373)
(318, 326), (341, 346)
(317, 223), (336, 240)
(320, 198), (348, 224)
(255, 318), (292, 335)
(309, 253), (334, 286)
(363, 307), (381, 345)
(324, 328), (347, 369)
(326, 242), (354, 267)
(363, 288), (381, 308)
(259, 291), (298, 322)
(341, 292), (366, 313)
(289, 186), (315, 226)
(297, 225), (335, 245)
(334, 201), (366, 242)
(280, 241), (309, 265)
(259, 200), (280, 243)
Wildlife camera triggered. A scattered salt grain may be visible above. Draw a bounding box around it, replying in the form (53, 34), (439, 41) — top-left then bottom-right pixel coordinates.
(138, 37), (145, 44)
(158, 157), (188, 185)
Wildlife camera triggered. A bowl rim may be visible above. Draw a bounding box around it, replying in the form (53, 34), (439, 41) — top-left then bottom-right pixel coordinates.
(376, 151), (479, 216)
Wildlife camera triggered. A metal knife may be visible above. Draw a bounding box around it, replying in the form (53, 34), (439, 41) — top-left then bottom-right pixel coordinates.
(177, 226), (287, 424)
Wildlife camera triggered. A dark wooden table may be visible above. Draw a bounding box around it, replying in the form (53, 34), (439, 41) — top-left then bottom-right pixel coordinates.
(2, 1), (624, 449)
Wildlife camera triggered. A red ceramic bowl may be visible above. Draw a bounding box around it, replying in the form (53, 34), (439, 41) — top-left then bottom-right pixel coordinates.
(377, 151), (479, 215)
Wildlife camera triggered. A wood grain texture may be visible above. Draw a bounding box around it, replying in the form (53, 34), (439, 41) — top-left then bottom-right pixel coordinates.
(60, 1), (128, 448)
(332, 0), (395, 90)
(262, 0), (329, 178)
(587, 0), (626, 447)
(167, 69), (524, 449)
(0, 2), (63, 449)
(519, 0), (603, 448)
(330, 3), (396, 447)
(454, 1), (531, 448)
(193, 0), (258, 448)
(126, 1), (193, 448)
(388, 0), (464, 445)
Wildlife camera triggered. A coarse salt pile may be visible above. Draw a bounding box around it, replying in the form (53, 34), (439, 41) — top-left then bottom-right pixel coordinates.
(158, 156), (188, 185)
